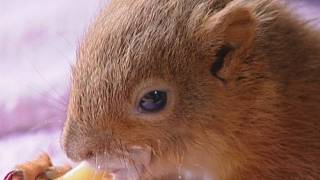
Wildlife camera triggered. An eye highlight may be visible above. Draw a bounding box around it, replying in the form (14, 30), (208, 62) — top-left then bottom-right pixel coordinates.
(139, 90), (167, 113)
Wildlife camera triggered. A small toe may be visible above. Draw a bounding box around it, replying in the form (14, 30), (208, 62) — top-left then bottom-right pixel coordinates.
(4, 170), (24, 180)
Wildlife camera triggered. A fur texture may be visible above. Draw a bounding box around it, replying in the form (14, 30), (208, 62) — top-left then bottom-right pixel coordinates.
(62, 0), (320, 179)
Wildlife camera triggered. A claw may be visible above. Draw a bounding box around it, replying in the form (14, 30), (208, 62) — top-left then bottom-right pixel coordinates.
(4, 170), (24, 180)
(4, 154), (71, 180)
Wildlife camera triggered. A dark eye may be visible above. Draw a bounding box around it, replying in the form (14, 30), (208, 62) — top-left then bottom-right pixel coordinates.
(139, 90), (167, 113)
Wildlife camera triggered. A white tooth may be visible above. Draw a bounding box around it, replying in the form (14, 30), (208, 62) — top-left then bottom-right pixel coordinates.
(87, 156), (128, 172)
(86, 147), (151, 176)
(130, 145), (144, 150)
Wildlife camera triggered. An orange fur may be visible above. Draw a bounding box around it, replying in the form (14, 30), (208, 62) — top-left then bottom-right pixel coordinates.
(62, 0), (320, 179)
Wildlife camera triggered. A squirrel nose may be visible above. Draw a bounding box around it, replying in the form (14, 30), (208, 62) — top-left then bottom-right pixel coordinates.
(82, 150), (95, 160)
(63, 137), (109, 162)
(62, 128), (115, 162)
(63, 138), (94, 162)
(62, 132), (109, 162)
(61, 119), (116, 161)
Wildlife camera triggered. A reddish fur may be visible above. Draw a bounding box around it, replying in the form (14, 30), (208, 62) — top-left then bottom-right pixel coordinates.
(61, 0), (320, 179)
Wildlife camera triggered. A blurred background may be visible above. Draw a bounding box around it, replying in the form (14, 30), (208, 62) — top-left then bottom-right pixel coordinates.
(0, 0), (319, 178)
(0, 0), (108, 176)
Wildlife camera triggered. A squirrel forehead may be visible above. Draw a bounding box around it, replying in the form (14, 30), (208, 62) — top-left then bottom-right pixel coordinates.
(71, 0), (236, 100)
(74, 0), (234, 69)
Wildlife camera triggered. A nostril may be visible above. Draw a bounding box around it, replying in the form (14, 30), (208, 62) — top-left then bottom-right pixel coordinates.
(85, 150), (95, 159)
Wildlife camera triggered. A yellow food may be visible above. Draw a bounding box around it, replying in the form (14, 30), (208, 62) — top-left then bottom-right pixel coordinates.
(55, 162), (112, 180)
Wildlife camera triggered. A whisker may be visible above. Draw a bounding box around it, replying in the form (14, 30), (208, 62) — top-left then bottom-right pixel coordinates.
(104, 144), (107, 167)
(141, 146), (156, 179)
(23, 115), (65, 134)
(27, 84), (68, 113)
(27, 61), (69, 105)
(132, 159), (141, 180)
(53, 31), (76, 53)
(119, 140), (128, 169)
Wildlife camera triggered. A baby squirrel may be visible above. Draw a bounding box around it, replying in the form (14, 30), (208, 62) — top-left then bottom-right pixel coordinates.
(62, 0), (320, 179)
(10, 0), (320, 180)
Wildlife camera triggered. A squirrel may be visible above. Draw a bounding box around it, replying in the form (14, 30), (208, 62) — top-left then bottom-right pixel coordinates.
(7, 0), (320, 179)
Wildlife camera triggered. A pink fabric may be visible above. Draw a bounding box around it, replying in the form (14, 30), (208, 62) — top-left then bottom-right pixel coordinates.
(0, 0), (318, 178)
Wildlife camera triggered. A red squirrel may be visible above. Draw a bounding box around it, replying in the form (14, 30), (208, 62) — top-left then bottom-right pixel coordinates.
(8, 0), (320, 179)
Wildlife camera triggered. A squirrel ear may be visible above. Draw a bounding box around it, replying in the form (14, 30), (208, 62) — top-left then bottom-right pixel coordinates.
(197, 3), (257, 81)
(199, 4), (256, 50)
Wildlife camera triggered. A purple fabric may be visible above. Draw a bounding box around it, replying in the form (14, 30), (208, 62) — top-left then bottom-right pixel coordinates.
(0, 0), (108, 177)
(0, 0), (318, 178)
(0, 0), (109, 137)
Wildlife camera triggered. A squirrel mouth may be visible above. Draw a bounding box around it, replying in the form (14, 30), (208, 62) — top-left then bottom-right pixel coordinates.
(86, 157), (147, 179)
(86, 146), (152, 178)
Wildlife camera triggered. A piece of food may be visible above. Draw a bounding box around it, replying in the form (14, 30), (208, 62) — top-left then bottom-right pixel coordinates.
(4, 154), (112, 180)
(4, 153), (54, 180)
(55, 162), (112, 180)
(4, 153), (71, 180)
(37, 166), (72, 179)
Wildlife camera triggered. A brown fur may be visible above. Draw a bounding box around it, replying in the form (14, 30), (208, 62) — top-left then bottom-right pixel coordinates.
(62, 0), (320, 179)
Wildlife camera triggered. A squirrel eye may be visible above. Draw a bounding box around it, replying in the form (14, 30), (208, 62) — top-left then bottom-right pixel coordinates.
(139, 90), (167, 113)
